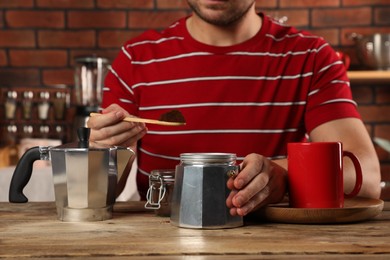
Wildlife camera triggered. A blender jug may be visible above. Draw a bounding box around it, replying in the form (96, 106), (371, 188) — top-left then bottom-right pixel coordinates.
(73, 56), (109, 139)
(74, 56), (109, 107)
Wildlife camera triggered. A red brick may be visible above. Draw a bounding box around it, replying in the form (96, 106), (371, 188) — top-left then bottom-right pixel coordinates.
(308, 28), (339, 46)
(280, 0), (340, 7)
(0, 69), (40, 87)
(274, 9), (309, 27)
(0, 51), (7, 66)
(157, 0), (190, 9)
(128, 10), (187, 29)
(10, 50), (67, 67)
(42, 69), (74, 86)
(68, 11), (126, 28)
(263, 11), (288, 24)
(39, 31), (96, 48)
(98, 30), (141, 48)
(358, 105), (390, 123)
(375, 125), (390, 142)
(0, 30), (35, 47)
(351, 86), (374, 104)
(98, 0), (154, 9)
(259, 10), (309, 27)
(381, 164), (390, 176)
(6, 11), (64, 28)
(381, 184), (390, 200)
(377, 86), (390, 104)
(0, 0), (33, 8)
(343, 0), (390, 5)
(37, 0), (94, 8)
(255, 0), (278, 8)
(312, 8), (371, 27)
(375, 8), (390, 25)
(381, 164), (390, 178)
(364, 123), (373, 135)
(380, 168), (390, 200)
(375, 145), (390, 162)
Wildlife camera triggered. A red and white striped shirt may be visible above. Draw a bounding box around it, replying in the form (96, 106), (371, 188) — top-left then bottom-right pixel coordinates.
(102, 13), (360, 197)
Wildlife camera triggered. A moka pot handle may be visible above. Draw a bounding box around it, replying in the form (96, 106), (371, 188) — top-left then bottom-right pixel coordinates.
(9, 146), (42, 203)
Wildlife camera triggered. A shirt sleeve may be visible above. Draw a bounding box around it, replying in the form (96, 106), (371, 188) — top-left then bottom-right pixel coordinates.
(304, 41), (361, 133)
(101, 46), (138, 115)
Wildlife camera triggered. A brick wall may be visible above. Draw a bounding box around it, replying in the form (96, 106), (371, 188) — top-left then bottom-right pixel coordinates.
(0, 0), (389, 195)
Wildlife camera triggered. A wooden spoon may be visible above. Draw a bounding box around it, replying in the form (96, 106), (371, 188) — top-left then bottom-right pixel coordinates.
(90, 110), (186, 126)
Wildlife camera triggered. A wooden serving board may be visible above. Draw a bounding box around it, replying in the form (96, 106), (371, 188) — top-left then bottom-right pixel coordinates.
(256, 197), (384, 224)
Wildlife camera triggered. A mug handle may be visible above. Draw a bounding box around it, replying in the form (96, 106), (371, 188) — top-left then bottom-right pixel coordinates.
(343, 55), (351, 70)
(343, 151), (363, 198)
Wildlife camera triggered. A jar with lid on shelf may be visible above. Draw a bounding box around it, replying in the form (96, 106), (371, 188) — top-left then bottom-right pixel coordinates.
(5, 91), (18, 120)
(23, 91), (34, 120)
(38, 91), (50, 120)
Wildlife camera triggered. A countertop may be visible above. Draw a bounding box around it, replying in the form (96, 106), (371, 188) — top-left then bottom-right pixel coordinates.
(1, 200), (389, 259)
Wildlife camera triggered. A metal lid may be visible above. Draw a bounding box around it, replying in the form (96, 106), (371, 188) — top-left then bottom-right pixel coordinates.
(150, 169), (175, 182)
(180, 153), (236, 164)
(75, 56), (109, 65)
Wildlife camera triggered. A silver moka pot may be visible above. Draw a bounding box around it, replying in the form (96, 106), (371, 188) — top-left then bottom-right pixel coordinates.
(9, 127), (134, 222)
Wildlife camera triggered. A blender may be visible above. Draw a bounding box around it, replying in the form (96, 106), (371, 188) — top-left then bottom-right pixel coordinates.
(73, 56), (109, 140)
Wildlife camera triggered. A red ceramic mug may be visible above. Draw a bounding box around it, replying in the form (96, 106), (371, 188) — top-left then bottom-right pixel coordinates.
(287, 142), (362, 208)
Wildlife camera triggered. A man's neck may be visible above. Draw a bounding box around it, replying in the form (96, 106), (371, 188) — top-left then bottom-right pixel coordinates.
(186, 7), (262, 47)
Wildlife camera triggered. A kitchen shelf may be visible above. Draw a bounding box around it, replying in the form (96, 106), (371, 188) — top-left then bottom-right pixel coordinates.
(347, 70), (390, 84)
(0, 87), (75, 146)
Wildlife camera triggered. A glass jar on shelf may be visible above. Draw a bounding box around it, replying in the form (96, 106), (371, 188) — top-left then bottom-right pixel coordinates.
(53, 91), (66, 120)
(5, 91), (18, 120)
(38, 91), (50, 120)
(23, 91), (34, 120)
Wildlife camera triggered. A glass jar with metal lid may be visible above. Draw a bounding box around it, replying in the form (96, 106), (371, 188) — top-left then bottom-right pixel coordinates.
(145, 169), (175, 216)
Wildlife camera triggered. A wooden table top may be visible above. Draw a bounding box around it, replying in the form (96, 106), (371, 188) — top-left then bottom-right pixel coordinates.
(1, 200), (389, 259)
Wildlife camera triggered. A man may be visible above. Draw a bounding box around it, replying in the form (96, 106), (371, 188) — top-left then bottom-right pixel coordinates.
(87, 0), (381, 216)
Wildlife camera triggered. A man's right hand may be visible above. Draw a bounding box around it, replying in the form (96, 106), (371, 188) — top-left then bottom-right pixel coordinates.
(87, 104), (147, 148)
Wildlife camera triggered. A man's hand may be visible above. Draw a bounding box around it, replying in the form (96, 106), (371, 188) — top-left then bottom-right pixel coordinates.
(87, 104), (147, 149)
(226, 153), (287, 216)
